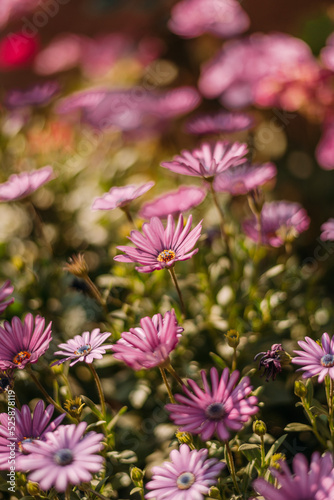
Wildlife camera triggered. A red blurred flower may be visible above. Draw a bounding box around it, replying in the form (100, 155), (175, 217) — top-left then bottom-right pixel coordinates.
(0, 32), (39, 70)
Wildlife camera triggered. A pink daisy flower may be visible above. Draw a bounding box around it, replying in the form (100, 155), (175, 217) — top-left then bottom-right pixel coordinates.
(320, 219), (334, 241)
(91, 182), (155, 211)
(114, 213), (202, 273)
(18, 422), (104, 492)
(316, 120), (334, 171)
(0, 400), (65, 470)
(161, 141), (248, 180)
(185, 111), (254, 135)
(253, 452), (334, 500)
(292, 332), (334, 383)
(0, 280), (14, 314)
(139, 186), (206, 219)
(242, 201), (310, 247)
(112, 311), (182, 370)
(145, 444), (225, 499)
(213, 162), (277, 195)
(52, 329), (112, 366)
(0, 313), (52, 370)
(168, 0), (249, 39)
(166, 367), (258, 441)
(321, 33), (334, 72)
(0, 166), (54, 202)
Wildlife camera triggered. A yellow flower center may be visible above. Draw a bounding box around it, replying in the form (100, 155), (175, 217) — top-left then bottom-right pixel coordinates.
(13, 351), (31, 365)
(157, 249), (176, 263)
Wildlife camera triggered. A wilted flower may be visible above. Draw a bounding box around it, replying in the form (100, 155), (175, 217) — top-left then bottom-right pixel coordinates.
(112, 311), (182, 370)
(242, 201), (310, 247)
(225, 329), (240, 348)
(145, 444), (225, 499)
(0, 314), (52, 370)
(253, 452), (334, 500)
(0, 166), (54, 202)
(52, 329), (112, 366)
(292, 332), (334, 383)
(0, 280), (14, 314)
(64, 397), (85, 419)
(185, 111), (254, 135)
(254, 343), (284, 381)
(114, 213), (202, 273)
(4, 81), (60, 109)
(320, 218), (334, 241)
(166, 367), (258, 441)
(64, 254), (89, 278)
(213, 162), (277, 195)
(139, 186), (206, 219)
(92, 182), (154, 211)
(18, 422), (104, 492)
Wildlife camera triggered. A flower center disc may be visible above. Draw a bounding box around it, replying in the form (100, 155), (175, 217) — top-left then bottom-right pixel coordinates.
(13, 351), (31, 365)
(157, 249), (176, 263)
(321, 354), (334, 367)
(54, 448), (73, 466)
(74, 344), (91, 356)
(18, 436), (37, 453)
(205, 402), (226, 420)
(177, 472), (195, 490)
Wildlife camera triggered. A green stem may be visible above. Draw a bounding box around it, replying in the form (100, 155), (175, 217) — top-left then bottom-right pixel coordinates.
(166, 363), (184, 388)
(260, 435), (266, 471)
(302, 397), (327, 447)
(159, 367), (176, 403)
(225, 440), (241, 495)
(65, 485), (71, 500)
(209, 183), (232, 262)
(231, 348), (237, 372)
(121, 206), (137, 229)
(89, 364), (106, 417)
(27, 366), (67, 415)
(15, 394), (21, 410)
(80, 486), (110, 500)
(168, 267), (186, 317)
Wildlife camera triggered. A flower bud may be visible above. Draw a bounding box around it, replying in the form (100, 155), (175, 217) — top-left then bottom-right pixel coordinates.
(253, 420), (267, 436)
(225, 329), (240, 348)
(131, 467), (144, 484)
(294, 380), (308, 399)
(27, 481), (41, 496)
(208, 486), (222, 499)
(64, 397), (85, 419)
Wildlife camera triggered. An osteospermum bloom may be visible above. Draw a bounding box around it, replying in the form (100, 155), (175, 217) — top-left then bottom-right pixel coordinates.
(0, 400), (65, 470)
(18, 422), (104, 492)
(0, 280), (14, 314)
(145, 444), (224, 499)
(4, 81), (60, 109)
(166, 367), (258, 441)
(254, 452), (334, 500)
(114, 213), (202, 273)
(0, 166), (54, 202)
(139, 186), (206, 219)
(292, 332), (334, 382)
(0, 313), (52, 370)
(242, 201), (310, 247)
(185, 111), (254, 135)
(52, 329), (113, 366)
(91, 182), (154, 211)
(161, 141), (248, 180)
(320, 219), (334, 241)
(213, 162), (277, 195)
(112, 311), (182, 370)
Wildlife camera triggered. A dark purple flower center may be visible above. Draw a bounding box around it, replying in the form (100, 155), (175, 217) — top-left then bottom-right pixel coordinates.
(18, 436), (38, 453)
(321, 354), (334, 367)
(54, 448), (73, 466)
(205, 402), (226, 420)
(74, 344), (91, 356)
(13, 351), (31, 365)
(157, 249), (176, 263)
(176, 472), (195, 490)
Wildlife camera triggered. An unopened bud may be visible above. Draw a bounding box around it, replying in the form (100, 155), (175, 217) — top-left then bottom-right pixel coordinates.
(294, 380), (308, 399)
(131, 467), (144, 484)
(208, 486), (222, 499)
(253, 420), (267, 437)
(225, 329), (240, 348)
(50, 361), (64, 375)
(27, 481), (41, 496)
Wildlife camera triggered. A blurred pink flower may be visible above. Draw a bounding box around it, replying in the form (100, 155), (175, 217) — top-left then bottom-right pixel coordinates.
(139, 186), (206, 219)
(34, 33), (82, 75)
(242, 201), (310, 247)
(161, 141), (248, 179)
(320, 219), (334, 241)
(0, 32), (39, 70)
(169, 0), (249, 39)
(213, 162), (277, 195)
(0, 166), (54, 202)
(0, 0), (40, 29)
(4, 81), (60, 109)
(112, 311), (181, 370)
(92, 182), (154, 211)
(0, 281), (14, 315)
(199, 33), (314, 108)
(185, 111), (254, 135)
(114, 213), (202, 273)
(52, 329), (112, 366)
(292, 332), (334, 383)
(316, 120), (334, 170)
(321, 33), (334, 72)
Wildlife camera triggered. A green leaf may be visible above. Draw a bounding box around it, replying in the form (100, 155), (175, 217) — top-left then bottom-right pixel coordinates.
(81, 395), (103, 419)
(239, 443), (262, 465)
(130, 487), (142, 495)
(265, 434), (287, 461)
(86, 420), (107, 431)
(284, 423), (313, 432)
(107, 405), (127, 432)
(209, 352), (227, 369)
(306, 378), (314, 407)
(310, 399), (329, 417)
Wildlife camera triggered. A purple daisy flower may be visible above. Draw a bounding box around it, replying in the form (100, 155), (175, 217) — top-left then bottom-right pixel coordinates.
(185, 111), (254, 135)
(0, 313), (52, 370)
(139, 186), (206, 220)
(114, 213), (202, 273)
(242, 201), (310, 247)
(292, 332), (334, 383)
(0, 400), (65, 470)
(18, 422), (104, 492)
(4, 81), (60, 109)
(254, 452), (334, 500)
(166, 367), (258, 441)
(112, 311), (182, 370)
(213, 161), (277, 195)
(0, 280), (14, 314)
(52, 329), (112, 366)
(254, 344), (284, 381)
(145, 444), (225, 499)
(91, 182), (155, 211)
(320, 219), (334, 241)
(161, 141), (248, 180)
(0, 166), (54, 202)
